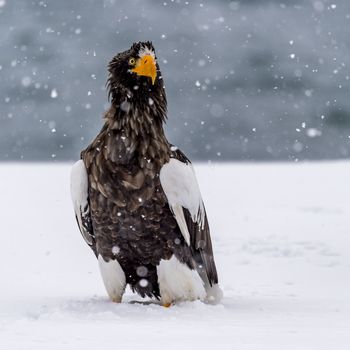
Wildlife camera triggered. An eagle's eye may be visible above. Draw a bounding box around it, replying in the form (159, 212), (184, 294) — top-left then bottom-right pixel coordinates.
(129, 57), (136, 65)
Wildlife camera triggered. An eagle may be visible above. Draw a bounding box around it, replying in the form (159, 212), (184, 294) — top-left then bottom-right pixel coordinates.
(70, 41), (222, 306)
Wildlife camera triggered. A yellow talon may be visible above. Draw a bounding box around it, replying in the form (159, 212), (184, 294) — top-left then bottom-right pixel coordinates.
(163, 303), (171, 308)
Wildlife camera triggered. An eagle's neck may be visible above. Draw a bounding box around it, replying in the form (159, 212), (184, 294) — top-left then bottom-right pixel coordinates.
(103, 88), (170, 168)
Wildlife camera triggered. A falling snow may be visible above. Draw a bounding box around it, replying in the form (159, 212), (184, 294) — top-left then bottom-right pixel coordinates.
(50, 89), (58, 99)
(111, 245), (120, 255)
(21, 76), (32, 87)
(307, 128), (322, 138)
(0, 1), (349, 162)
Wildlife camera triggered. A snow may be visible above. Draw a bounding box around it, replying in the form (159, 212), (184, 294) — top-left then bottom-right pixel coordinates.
(0, 162), (349, 349)
(50, 88), (58, 99)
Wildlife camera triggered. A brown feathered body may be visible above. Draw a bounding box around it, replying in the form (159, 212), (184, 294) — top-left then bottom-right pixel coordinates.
(82, 103), (199, 298)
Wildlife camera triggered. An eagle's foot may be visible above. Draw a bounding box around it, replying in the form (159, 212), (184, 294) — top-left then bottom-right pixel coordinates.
(162, 302), (172, 308)
(111, 296), (122, 303)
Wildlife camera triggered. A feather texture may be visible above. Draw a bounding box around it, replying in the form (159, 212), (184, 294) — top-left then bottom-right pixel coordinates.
(70, 160), (96, 254)
(70, 41), (220, 303)
(160, 154), (219, 288)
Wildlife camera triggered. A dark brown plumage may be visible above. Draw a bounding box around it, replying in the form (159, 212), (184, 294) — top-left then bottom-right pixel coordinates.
(72, 41), (219, 303)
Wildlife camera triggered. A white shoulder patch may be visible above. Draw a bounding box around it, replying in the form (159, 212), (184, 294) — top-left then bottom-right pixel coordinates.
(70, 160), (92, 245)
(160, 158), (205, 245)
(70, 160), (88, 209)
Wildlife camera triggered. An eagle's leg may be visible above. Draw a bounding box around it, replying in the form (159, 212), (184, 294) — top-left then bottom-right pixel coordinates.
(98, 255), (126, 303)
(157, 255), (206, 305)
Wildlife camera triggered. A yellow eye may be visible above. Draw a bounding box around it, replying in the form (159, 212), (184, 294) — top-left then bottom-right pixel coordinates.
(129, 57), (136, 65)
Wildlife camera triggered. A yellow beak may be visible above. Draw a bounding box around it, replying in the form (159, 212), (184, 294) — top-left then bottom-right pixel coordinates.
(131, 55), (157, 85)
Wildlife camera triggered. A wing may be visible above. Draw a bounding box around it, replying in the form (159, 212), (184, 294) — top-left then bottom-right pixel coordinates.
(70, 160), (97, 256)
(159, 150), (218, 287)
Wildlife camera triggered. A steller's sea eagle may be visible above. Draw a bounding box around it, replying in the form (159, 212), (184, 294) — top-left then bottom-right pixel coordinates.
(70, 41), (222, 306)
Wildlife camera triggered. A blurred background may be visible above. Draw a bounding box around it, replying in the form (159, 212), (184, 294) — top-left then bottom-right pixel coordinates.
(1, 0), (350, 162)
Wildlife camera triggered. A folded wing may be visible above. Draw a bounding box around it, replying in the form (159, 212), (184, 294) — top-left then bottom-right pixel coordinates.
(160, 153), (218, 287)
(70, 160), (96, 255)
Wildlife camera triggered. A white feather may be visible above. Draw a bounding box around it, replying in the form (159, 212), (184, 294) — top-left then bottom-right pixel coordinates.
(171, 204), (191, 245)
(138, 45), (156, 60)
(160, 158), (206, 245)
(157, 255), (206, 305)
(70, 160), (92, 245)
(205, 283), (223, 304)
(98, 255), (126, 303)
(70, 160), (88, 208)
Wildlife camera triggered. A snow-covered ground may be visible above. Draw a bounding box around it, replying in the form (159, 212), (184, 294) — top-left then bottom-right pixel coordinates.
(0, 162), (349, 349)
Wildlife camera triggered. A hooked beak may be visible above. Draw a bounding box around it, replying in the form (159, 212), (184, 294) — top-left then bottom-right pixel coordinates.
(131, 55), (157, 85)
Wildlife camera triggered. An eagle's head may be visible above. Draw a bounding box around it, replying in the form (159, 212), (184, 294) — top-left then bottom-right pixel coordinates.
(107, 41), (164, 102)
